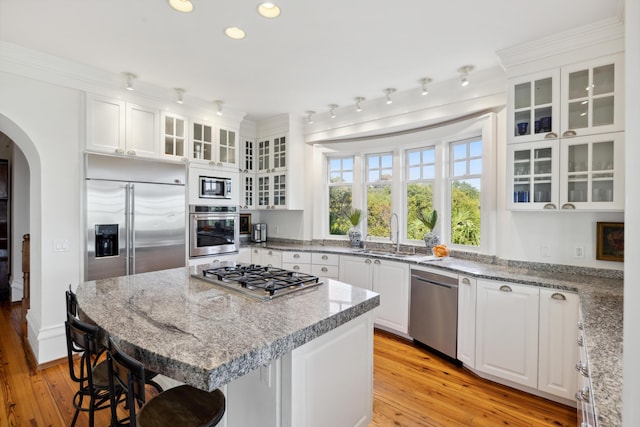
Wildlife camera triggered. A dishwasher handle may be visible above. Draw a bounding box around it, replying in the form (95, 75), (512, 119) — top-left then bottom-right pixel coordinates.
(412, 274), (458, 289)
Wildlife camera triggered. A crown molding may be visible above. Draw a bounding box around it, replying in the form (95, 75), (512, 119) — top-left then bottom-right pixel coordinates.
(0, 41), (247, 123)
(497, 17), (624, 72)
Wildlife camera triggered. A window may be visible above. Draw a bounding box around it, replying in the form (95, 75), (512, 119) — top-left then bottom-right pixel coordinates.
(406, 146), (436, 240)
(449, 138), (482, 247)
(328, 156), (354, 235)
(366, 153), (393, 238)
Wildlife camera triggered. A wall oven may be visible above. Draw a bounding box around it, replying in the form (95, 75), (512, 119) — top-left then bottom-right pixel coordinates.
(189, 205), (239, 257)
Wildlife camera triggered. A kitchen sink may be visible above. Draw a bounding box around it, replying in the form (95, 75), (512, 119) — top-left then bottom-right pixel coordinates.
(354, 249), (413, 258)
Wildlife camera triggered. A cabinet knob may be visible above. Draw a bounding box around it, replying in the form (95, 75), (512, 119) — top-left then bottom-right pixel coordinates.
(293, 265), (300, 270)
(209, 161), (216, 166)
(127, 150), (136, 156)
(365, 259), (372, 264)
(115, 148), (125, 154)
(321, 267), (328, 272)
(577, 335), (584, 347)
(577, 321), (584, 330)
(562, 130), (577, 137)
(551, 292), (566, 301)
(462, 277), (471, 284)
(293, 254), (300, 258)
(544, 132), (558, 139)
(374, 259), (381, 265)
(499, 285), (512, 292)
(268, 251), (273, 255)
(322, 255), (328, 260)
(218, 162), (223, 167)
(561, 203), (576, 210)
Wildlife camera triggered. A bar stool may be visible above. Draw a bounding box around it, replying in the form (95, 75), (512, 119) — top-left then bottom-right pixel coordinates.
(107, 337), (226, 427)
(65, 313), (115, 427)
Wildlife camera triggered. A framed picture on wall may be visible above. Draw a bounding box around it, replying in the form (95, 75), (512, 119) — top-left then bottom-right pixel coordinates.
(596, 222), (624, 262)
(239, 213), (251, 235)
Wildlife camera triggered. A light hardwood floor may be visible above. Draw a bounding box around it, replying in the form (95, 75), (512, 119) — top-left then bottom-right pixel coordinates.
(0, 302), (575, 426)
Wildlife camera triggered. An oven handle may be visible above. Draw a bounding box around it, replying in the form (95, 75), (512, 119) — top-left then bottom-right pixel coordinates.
(191, 213), (238, 221)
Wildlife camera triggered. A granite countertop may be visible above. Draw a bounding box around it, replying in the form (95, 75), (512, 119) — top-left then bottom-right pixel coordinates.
(246, 242), (624, 426)
(76, 265), (380, 392)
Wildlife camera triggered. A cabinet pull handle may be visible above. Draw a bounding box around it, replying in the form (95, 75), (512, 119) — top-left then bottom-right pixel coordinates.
(551, 292), (566, 301)
(365, 259), (372, 264)
(253, 249), (258, 253)
(543, 203), (557, 210)
(544, 132), (558, 139)
(499, 285), (512, 292)
(293, 265), (300, 270)
(577, 335), (584, 347)
(115, 148), (125, 154)
(462, 278), (471, 284)
(578, 321), (584, 330)
(562, 130), (577, 137)
(322, 255), (328, 260)
(575, 361), (590, 377)
(575, 386), (590, 402)
(561, 203), (576, 210)
(374, 259), (381, 265)
(321, 267), (328, 272)
(127, 150), (136, 156)
(293, 254), (300, 258)
(268, 251), (273, 255)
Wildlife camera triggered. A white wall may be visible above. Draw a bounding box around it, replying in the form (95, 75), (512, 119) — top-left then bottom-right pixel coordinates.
(10, 143), (29, 301)
(0, 71), (83, 363)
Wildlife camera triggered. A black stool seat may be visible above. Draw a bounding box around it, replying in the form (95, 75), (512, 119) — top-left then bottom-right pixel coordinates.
(137, 385), (225, 426)
(107, 337), (225, 427)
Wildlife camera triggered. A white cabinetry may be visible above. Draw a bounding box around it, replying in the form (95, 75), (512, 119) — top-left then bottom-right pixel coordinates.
(311, 253), (340, 279)
(338, 255), (409, 334)
(506, 141), (559, 209)
(282, 251), (311, 274)
(190, 120), (238, 169)
(251, 248), (282, 268)
(538, 288), (579, 400)
(475, 280), (540, 388)
(86, 94), (159, 158)
(224, 360), (280, 427)
(457, 275), (476, 368)
(239, 137), (256, 209)
(281, 312), (373, 427)
(161, 112), (188, 161)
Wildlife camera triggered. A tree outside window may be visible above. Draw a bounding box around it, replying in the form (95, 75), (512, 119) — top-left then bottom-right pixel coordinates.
(328, 157), (353, 235)
(366, 153), (393, 238)
(406, 147), (435, 240)
(450, 139), (482, 246)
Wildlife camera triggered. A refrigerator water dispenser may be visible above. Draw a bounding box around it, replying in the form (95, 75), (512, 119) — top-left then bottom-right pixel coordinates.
(95, 224), (118, 257)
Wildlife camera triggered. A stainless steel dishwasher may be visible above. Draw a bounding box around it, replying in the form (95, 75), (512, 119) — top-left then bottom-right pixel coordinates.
(409, 268), (459, 360)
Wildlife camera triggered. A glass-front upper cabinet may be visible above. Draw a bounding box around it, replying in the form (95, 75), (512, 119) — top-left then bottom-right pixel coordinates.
(240, 138), (255, 173)
(508, 70), (560, 143)
(217, 127), (238, 168)
(191, 120), (214, 163)
(162, 112), (188, 160)
(507, 141), (559, 210)
(561, 53), (624, 137)
(559, 133), (624, 211)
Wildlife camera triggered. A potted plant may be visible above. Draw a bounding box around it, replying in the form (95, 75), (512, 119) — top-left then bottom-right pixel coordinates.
(346, 208), (363, 248)
(417, 208), (440, 252)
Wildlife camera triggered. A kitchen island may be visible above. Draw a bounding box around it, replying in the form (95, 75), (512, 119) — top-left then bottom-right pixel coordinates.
(76, 264), (380, 427)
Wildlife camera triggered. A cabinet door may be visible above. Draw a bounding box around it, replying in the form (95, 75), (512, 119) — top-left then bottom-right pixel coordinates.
(240, 138), (255, 173)
(272, 172), (287, 209)
(272, 135), (287, 171)
(257, 174), (271, 209)
(561, 53), (624, 137)
(125, 102), (158, 158)
(240, 174), (255, 209)
(217, 127), (238, 168)
(538, 289), (578, 400)
(508, 70), (560, 143)
(338, 255), (373, 290)
(86, 94), (125, 154)
(161, 112), (187, 160)
(457, 275), (476, 368)
(191, 120), (215, 163)
(257, 139), (271, 172)
(237, 247), (252, 264)
(507, 140), (559, 210)
(475, 280), (539, 388)
(372, 259), (409, 334)
(260, 249), (282, 268)
(559, 133), (624, 210)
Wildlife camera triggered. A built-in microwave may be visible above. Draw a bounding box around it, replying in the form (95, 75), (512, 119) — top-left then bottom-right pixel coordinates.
(199, 176), (231, 199)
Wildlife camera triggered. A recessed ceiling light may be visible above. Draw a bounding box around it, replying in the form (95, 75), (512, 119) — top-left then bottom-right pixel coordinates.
(168, 0), (194, 13)
(225, 27), (246, 40)
(258, 2), (281, 18)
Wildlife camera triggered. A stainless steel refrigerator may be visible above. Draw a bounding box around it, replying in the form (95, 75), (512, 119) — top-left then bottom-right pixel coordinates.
(85, 154), (186, 281)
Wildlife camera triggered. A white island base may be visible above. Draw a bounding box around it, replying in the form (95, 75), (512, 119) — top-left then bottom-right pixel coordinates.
(195, 312), (374, 427)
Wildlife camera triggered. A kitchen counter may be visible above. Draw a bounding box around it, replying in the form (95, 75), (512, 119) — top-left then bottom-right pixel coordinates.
(246, 241), (624, 426)
(76, 265), (380, 392)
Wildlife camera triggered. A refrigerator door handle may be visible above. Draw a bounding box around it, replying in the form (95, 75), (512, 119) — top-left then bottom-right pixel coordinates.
(128, 183), (136, 275)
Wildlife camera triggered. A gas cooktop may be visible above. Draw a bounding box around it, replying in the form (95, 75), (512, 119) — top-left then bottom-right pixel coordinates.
(192, 263), (324, 301)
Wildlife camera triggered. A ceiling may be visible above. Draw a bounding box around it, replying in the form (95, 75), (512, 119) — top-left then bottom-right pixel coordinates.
(0, 0), (622, 122)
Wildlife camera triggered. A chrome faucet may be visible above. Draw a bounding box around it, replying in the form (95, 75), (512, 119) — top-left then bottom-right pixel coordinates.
(390, 212), (400, 253)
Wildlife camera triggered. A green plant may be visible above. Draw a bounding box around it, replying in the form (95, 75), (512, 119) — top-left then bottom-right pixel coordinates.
(416, 209), (438, 232)
(346, 208), (363, 227)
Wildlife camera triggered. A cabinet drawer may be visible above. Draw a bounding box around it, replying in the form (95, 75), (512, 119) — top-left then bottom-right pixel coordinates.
(282, 262), (311, 275)
(311, 253), (339, 266)
(311, 264), (339, 279)
(282, 251), (312, 264)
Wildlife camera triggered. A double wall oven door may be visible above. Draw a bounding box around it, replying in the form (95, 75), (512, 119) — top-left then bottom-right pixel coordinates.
(190, 213), (239, 257)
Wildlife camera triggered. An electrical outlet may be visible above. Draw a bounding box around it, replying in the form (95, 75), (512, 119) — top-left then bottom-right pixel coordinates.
(541, 245), (551, 257)
(575, 246), (585, 258)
